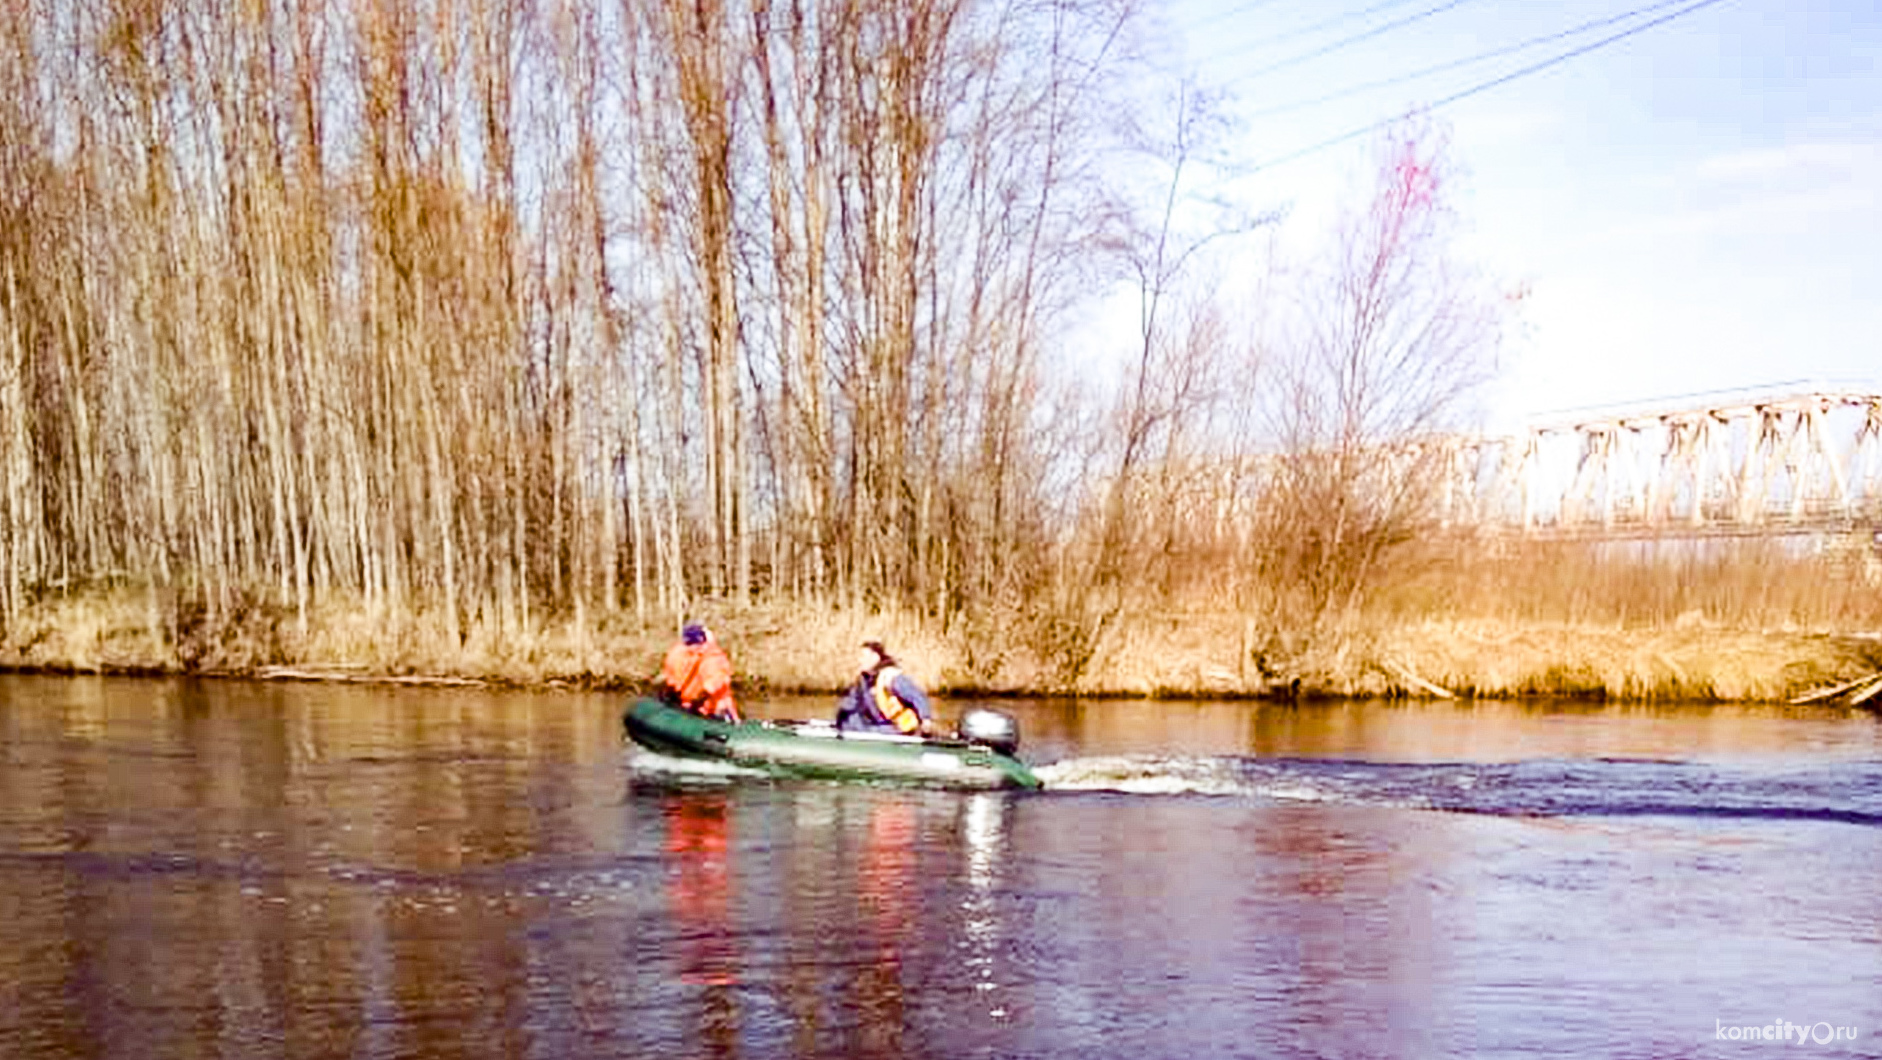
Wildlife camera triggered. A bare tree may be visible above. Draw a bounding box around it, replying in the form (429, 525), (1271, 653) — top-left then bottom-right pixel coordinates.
(0, 0), (1157, 659)
(1261, 121), (1503, 623)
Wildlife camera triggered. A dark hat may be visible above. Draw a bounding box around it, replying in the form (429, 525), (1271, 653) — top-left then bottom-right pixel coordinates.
(683, 623), (708, 645)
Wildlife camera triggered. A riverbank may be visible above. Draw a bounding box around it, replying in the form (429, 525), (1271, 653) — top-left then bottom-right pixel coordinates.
(1, 588), (1879, 704)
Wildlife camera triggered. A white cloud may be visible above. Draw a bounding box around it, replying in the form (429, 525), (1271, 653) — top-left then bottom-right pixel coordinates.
(1558, 139), (1882, 248)
(1585, 184), (1878, 244)
(1695, 141), (1882, 181)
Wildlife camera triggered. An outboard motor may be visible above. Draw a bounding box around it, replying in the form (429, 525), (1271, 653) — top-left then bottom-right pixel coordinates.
(957, 708), (1021, 757)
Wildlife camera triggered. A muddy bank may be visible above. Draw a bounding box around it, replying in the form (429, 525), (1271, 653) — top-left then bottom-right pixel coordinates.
(1, 590), (1879, 705)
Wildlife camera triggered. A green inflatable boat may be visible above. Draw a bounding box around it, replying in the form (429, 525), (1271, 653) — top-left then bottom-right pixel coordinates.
(623, 698), (1043, 790)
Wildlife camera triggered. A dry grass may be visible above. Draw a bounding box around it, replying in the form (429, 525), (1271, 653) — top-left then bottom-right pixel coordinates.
(4, 549), (1878, 705)
(926, 611), (1876, 703)
(1371, 617), (1876, 702)
(1382, 535), (1881, 628)
(0, 589), (985, 695)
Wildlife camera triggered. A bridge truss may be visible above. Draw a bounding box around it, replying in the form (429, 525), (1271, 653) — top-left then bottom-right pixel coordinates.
(1438, 389), (1882, 538)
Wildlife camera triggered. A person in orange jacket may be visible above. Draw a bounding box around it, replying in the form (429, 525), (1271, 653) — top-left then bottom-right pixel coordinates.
(658, 623), (741, 722)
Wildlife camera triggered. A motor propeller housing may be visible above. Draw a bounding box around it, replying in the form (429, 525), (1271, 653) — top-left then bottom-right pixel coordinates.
(957, 708), (1020, 757)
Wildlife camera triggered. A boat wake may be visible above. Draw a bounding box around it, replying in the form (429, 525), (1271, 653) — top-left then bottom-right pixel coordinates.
(1036, 754), (1882, 826)
(1036, 755), (1264, 797)
(628, 748), (769, 782)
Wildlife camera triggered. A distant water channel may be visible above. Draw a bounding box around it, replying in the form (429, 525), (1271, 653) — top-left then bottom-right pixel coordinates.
(2, 676), (1880, 1058)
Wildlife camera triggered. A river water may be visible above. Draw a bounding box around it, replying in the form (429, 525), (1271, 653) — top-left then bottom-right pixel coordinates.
(1, 675), (1878, 1058)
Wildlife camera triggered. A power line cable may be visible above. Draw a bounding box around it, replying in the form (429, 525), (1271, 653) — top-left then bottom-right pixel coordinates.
(1196, 0), (1430, 54)
(1219, 0), (1482, 82)
(1234, 0), (1731, 176)
(1188, 0), (1297, 36)
(1243, 0), (1696, 119)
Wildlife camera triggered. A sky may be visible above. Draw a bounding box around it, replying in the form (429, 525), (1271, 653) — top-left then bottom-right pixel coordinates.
(1146, 0), (1882, 433)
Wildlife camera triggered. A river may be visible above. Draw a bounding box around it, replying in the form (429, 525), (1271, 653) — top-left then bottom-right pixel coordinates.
(1, 675), (1878, 1058)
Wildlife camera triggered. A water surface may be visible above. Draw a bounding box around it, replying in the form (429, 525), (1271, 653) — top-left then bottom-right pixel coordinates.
(2, 677), (1878, 1058)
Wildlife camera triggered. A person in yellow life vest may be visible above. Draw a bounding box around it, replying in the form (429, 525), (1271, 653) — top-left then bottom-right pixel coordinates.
(659, 624), (741, 723)
(835, 640), (933, 736)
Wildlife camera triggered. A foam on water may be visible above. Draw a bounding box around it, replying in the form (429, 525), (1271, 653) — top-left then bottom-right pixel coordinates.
(1036, 755), (1254, 797)
(1036, 754), (1414, 803)
(1034, 753), (1882, 825)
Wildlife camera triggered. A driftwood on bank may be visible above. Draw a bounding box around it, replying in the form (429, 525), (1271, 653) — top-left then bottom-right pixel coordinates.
(1848, 675), (1882, 707)
(1790, 672), (1882, 707)
(1380, 657), (1455, 699)
(252, 667), (489, 688)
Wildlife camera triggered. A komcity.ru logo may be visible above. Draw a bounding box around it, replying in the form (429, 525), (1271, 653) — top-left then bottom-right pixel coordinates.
(1715, 1019), (1860, 1045)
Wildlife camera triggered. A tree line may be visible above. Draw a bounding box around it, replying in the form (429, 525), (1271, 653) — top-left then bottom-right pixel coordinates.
(0, 0), (1504, 660)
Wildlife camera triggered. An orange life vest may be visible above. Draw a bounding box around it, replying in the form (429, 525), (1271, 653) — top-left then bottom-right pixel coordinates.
(870, 666), (922, 734)
(661, 641), (738, 721)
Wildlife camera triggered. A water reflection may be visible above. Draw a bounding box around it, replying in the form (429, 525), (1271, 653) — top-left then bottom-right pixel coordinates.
(855, 798), (916, 1053)
(961, 794), (1007, 1016)
(620, 771), (1030, 1057)
(663, 793), (739, 990)
(659, 791), (740, 1057)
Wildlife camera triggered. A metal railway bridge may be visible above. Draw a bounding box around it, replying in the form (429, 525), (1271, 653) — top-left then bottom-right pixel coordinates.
(1433, 386), (1882, 540)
